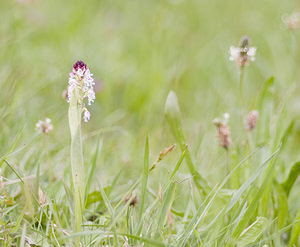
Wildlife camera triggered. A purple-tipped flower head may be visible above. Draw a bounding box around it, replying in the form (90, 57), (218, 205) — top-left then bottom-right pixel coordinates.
(68, 60), (95, 122)
(73, 60), (87, 71)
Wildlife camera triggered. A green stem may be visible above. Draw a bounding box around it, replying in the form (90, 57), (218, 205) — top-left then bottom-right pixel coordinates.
(45, 136), (52, 182)
(226, 149), (231, 188)
(239, 66), (245, 115)
(68, 90), (85, 236)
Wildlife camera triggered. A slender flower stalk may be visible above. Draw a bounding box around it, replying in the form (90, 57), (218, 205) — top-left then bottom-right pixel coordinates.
(67, 60), (95, 234)
(36, 118), (53, 181)
(229, 36), (256, 113)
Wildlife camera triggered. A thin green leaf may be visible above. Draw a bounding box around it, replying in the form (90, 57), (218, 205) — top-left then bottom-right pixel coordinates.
(226, 147), (280, 213)
(136, 134), (149, 235)
(273, 181), (289, 228)
(237, 217), (268, 246)
(85, 137), (103, 203)
(289, 208), (300, 247)
(281, 161), (300, 196)
(165, 91), (210, 195)
(231, 146), (281, 239)
(169, 149), (186, 181)
(156, 182), (176, 230)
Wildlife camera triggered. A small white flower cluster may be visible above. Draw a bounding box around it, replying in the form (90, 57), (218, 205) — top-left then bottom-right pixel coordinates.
(229, 36), (256, 67)
(36, 118), (53, 134)
(68, 61), (95, 122)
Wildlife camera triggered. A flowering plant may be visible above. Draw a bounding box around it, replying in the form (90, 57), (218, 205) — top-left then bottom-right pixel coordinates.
(68, 60), (95, 122)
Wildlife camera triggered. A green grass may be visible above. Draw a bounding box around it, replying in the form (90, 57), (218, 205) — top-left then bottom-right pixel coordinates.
(1, 0), (300, 246)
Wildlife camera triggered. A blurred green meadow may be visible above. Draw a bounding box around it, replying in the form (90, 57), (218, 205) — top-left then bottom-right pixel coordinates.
(1, 0), (300, 246)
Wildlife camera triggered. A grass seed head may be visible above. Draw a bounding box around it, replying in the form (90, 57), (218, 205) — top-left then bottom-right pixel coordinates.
(125, 195), (138, 207)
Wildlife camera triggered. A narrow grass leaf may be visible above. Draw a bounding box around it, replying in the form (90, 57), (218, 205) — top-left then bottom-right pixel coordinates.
(85, 137), (103, 202)
(136, 134), (149, 235)
(165, 91), (210, 195)
(273, 181), (289, 228)
(231, 146), (280, 239)
(178, 148), (261, 246)
(237, 217), (268, 246)
(156, 182), (176, 230)
(289, 208), (300, 247)
(226, 147), (280, 213)
(169, 149), (186, 181)
(99, 184), (119, 247)
(281, 161), (300, 196)
(3, 159), (24, 184)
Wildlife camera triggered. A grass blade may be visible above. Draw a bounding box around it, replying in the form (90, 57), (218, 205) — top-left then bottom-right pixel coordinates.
(136, 134), (149, 235)
(165, 91), (210, 195)
(237, 217), (268, 246)
(289, 208), (300, 247)
(156, 182), (176, 231)
(281, 161), (300, 196)
(231, 146), (281, 239)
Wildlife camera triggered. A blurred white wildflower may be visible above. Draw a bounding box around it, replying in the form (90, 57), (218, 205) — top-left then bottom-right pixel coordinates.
(283, 13), (300, 30)
(68, 60), (95, 122)
(229, 36), (256, 66)
(245, 110), (259, 131)
(213, 113), (230, 127)
(36, 118), (53, 134)
(213, 113), (232, 149)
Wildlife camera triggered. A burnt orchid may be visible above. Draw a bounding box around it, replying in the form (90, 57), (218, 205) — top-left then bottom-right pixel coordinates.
(67, 60), (96, 236)
(68, 60), (95, 122)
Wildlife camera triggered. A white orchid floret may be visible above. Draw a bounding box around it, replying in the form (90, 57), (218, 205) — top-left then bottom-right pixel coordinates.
(83, 108), (91, 122)
(36, 118), (53, 134)
(68, 61), (95, 122)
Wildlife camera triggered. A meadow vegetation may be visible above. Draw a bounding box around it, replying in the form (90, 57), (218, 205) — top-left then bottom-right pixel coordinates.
(0, 0), (300, 246)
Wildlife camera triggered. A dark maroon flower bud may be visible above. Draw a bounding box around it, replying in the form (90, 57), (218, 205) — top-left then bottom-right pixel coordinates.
(73, 60), (87, 71)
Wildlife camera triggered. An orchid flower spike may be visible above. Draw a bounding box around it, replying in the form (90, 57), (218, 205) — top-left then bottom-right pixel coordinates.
(68, 60), (95, 122)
